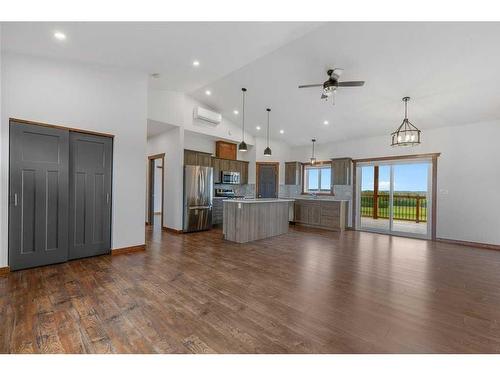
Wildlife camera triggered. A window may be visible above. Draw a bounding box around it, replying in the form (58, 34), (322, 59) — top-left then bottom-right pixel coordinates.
(304, 164), (332, 193)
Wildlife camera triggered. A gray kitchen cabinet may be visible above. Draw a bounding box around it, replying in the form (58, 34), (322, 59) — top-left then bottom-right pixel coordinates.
(294, 199), (346, 231)
(184, 149), (198, 165)
(212, 197), (224, 225)
(211, 157), (248, 184)
(212, 157), (221, 183)
(285, 161), (302, 185)
(331, 158), (352, 185)
(184, 149), (212, 167)
(240, 161), (249, 184)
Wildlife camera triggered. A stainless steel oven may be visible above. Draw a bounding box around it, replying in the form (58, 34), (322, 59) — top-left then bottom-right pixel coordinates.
(221, 171), (240, 184)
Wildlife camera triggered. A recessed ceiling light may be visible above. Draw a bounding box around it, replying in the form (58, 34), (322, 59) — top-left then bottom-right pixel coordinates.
(233, 110), (239, 115)
(256, 126), (261, 130)
(53, 31), (66, 41)
(323, 120), (329, 125)
(192, 60), (200, 67)
(205, 90), (211, 96)
(279, 129), (285, 134)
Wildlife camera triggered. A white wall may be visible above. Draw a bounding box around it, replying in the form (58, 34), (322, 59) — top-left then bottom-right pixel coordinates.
(184, 130), (216, 155)
(290, 120), (500, 245)
(147, 126), (184, 230)
(148, 89), (255, 146)
(1, 53), (148, 266)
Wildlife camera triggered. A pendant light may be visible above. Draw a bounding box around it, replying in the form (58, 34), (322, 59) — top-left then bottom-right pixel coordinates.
(391, 96), (421, 146)
(310, 138), (317, 165)
(264, 108), (272, 156)
(238, 88), (248, 152)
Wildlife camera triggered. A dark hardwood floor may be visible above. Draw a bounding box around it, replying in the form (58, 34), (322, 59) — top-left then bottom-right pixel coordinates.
(2, 225), (500, 353)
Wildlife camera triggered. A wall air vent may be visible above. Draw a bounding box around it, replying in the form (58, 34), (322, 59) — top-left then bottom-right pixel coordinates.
(193, 106), (222, 125)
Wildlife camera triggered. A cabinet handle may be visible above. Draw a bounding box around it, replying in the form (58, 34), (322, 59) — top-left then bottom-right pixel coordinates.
(14, 193), (18, 207)
(106, 193), (110, 204)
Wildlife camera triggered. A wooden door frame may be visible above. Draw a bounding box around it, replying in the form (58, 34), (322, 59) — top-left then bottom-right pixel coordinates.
(256, 162), (280, 198)
(147, 153), (165, 228)
(352, 153), (440, 240)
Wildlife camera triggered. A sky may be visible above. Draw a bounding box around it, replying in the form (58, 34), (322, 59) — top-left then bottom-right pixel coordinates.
(361, 163), (429, 192)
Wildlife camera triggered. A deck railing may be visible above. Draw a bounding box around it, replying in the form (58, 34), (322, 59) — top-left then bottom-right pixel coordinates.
(360, 192), (427, 222)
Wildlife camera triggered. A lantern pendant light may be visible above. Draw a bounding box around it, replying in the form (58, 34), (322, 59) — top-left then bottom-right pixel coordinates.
(264, 108), (272, 156)
(391, 96), (421, 146)
(310, 139), (317, 165)
(238, 88), (248, 152)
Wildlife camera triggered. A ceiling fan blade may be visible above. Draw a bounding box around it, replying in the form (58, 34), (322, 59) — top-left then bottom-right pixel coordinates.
(298, 84), (323, 88)
(337, 81), (365, 87)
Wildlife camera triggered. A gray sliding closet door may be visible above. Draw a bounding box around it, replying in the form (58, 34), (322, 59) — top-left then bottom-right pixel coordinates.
(9, 121), (69, 271)
(69, 132), (113, 260)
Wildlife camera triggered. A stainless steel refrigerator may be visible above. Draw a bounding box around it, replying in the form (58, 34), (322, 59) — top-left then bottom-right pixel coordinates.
(183, 165), (213, 232)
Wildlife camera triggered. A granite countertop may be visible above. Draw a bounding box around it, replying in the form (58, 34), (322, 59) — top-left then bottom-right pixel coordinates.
(223, 198), (295, 204)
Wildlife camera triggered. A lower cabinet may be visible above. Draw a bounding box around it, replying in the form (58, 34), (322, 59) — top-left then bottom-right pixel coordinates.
(294, 199), (345, 231)
(212, 198), (224, 225)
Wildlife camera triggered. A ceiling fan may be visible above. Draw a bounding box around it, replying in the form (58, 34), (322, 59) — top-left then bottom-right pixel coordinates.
(298, 68), (365, 104)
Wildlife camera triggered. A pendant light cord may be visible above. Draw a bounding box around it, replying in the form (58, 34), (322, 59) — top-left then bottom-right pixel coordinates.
(266, 108), (270, 147)
(241, 88), (246, 142)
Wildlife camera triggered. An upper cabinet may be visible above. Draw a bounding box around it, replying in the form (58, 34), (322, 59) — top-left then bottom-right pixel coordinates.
(184, 149), (212, 167)
(331, 158), (352, 185)
(211, 156), (248, 184)
(285, 161), (302, 185)
(216, 141), (237, 160)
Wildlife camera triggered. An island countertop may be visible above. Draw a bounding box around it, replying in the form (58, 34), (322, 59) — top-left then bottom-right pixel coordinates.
(223, 198), (294, 204)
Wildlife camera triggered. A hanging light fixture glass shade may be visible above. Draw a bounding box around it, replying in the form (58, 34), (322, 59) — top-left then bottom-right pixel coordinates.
(238, 88), (248, 152)
(264, 108), (272, 156)
(310, 138), (317, 164)
(391, 97), (421, 146)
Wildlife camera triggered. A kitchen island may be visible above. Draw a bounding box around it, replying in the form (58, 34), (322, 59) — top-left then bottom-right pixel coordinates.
(223, 199), (294, 243)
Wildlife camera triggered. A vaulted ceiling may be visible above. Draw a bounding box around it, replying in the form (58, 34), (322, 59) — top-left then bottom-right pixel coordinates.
(3, 22), (500, 146)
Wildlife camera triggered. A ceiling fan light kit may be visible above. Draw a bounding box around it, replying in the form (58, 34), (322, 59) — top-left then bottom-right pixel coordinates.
(238, 88), (248, 152)
(391, 97), (421, 147)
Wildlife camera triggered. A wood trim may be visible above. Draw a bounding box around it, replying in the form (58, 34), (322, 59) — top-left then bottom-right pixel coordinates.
(435, 238), (500, 251)
(352, 153), (441, 164)
(301, 161), (334, 196)
(256, 162), (280, 198)
(162, 226), (183, 234)
(431, 155), (438, 240)
(147, 153), (165, 229)
(148, 153), (165, 160)
(10, 118), (115, 138)
(111, 244), (145, 256)
(0, 266), (10, 276)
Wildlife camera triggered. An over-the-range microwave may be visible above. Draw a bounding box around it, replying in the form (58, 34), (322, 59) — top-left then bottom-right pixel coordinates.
(221, 171), (240, 184)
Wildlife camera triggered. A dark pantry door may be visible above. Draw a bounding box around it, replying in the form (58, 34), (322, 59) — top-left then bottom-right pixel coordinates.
(9, 121), (69, 270)
(257, 163), (278, 198)
(69, 132), (113, 260)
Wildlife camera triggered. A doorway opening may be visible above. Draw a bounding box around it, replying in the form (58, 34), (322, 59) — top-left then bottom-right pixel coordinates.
(147, 153), (165, 230)
(354, 154), (439, 239)
(256, 162), (279, 198)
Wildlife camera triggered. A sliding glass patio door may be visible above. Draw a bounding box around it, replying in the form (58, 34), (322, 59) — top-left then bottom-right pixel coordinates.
(356, 159), (432, 239)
